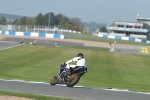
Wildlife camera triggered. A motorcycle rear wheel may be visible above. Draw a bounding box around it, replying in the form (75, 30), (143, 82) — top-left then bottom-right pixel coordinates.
(65, 73), (80, 87)
(50, 76), (58, 86)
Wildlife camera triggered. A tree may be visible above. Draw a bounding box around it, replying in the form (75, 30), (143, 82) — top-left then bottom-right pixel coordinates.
(49, 12), (56, 26)
(13, 19), (20, 25)
(42, 12), (56, 27)
(59, 16), (72, 29)
(55, 14), (63, 25)
(35, 13), (43, 25)
(79, 25), (84, 32)
(99, 26), (107, 32)
(8, 11), (84, 32)
(26, 18), (34, 25)
(20, 16), (27, 25)
(43, 13), (49, 26)
(70, 17), (82, 27)
(0, 17), (7, 25)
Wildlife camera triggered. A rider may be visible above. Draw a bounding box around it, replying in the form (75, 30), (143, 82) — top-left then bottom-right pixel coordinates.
(59, 53), (87, 75)
(20, 39), (24, 44)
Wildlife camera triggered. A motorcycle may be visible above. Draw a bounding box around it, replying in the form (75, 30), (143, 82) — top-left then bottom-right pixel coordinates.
(50, 64), (87, 87)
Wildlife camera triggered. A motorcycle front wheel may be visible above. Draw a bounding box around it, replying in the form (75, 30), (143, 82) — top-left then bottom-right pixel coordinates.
(65, 73), (80, 87)
(50, 76), (58, 86)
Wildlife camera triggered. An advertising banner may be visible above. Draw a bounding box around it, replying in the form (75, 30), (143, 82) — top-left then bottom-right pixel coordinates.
(139, 47), (150, 54)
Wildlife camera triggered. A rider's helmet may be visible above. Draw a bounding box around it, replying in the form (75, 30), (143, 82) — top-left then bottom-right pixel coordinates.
(77, 53), (84, 58)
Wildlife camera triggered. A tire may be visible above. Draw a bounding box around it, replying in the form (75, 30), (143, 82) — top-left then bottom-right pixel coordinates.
(50, 76), (58, 86)
(65, 73), (80, 87)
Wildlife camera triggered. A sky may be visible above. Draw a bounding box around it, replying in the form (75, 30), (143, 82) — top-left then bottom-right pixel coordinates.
(0, 0), (150, 25)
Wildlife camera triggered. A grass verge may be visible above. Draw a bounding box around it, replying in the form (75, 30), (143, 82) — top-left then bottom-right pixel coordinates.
(64, 32), (150, 46)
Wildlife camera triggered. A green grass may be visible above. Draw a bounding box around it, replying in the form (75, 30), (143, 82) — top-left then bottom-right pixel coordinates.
(0, 91), (76, 100)
(0, 44), (150, 93)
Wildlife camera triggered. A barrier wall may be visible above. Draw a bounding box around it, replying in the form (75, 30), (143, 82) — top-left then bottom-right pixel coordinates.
(0, 30), (64, 39)
(93, 33), (150, 43)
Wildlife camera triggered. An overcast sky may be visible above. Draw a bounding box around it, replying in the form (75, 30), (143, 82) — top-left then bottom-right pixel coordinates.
(0, 0), (150, 25)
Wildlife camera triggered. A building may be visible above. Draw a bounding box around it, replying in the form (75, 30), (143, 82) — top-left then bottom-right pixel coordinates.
(106, 15), (150, 40)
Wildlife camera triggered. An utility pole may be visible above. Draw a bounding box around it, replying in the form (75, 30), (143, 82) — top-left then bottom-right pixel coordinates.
(48, 13), (50, 29)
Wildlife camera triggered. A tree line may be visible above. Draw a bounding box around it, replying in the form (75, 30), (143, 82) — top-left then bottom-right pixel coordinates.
(0, 12), (83, 32)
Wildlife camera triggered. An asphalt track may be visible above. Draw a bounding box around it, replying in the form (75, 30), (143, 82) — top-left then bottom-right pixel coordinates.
(0, 41), (20, 50)
(0, 80), (150, 100)
(2, 37), (84, 47)
(0, 37), (150, 100)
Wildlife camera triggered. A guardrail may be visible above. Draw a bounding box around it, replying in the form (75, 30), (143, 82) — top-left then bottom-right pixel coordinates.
(0, 30), (64, 39)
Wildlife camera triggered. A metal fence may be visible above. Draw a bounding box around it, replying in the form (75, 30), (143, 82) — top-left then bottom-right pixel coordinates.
(110, 43), (150, 55)
(0, 25), (81, 34)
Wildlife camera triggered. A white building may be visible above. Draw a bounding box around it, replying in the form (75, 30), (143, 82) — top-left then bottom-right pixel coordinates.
(106, 15), (150, 40)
